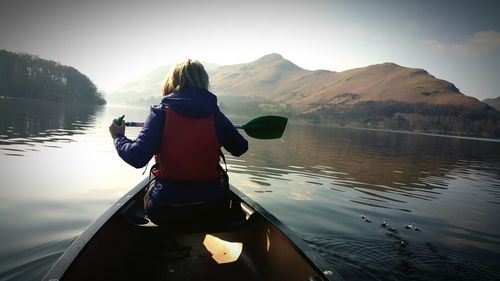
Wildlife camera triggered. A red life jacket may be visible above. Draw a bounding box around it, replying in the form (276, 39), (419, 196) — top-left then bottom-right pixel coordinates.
(153, 107), (221, 181)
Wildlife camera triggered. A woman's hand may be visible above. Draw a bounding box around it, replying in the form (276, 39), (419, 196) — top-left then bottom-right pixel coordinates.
(109, 120), (125, 139)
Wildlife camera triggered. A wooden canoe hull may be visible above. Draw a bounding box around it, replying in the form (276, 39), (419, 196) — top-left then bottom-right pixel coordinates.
(43, 178), (343, 281)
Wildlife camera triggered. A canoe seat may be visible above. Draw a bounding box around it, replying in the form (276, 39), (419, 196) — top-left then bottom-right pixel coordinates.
(120, 196), (250, 234)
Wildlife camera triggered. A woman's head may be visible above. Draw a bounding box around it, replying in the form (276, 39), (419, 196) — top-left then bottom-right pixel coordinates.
(162, 59), (210, 96)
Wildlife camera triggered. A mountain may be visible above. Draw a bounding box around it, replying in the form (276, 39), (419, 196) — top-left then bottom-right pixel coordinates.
(0, 50), (106, 105)
(483, 97), (500, 111)
(109, 53), (499, 137)
(111, 53), (487, 111)
(210, 53), (486, 112)
(211, 54), (498, 137)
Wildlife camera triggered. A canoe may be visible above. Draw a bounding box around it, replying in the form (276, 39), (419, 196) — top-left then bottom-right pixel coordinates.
(43, 177), (344, 281)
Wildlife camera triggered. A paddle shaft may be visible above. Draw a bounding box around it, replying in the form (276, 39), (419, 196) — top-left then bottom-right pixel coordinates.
(122, 115), (287, 139)
(126, 122), (245, 128)
(125, 122), (145, 127)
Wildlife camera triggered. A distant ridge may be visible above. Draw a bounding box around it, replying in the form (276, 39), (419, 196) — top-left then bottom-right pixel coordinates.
(483, 96), (500, 111)
(106, 62), (219, 104)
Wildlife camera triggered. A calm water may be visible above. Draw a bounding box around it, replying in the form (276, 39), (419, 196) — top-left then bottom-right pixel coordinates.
(1, 97), (500, 281)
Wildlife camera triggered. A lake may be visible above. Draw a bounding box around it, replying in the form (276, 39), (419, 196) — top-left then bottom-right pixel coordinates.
(1, 97), (499, 281)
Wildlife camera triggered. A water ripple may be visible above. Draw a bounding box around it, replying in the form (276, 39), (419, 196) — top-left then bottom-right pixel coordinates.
(303, 235), (500, 281)
(0, 236), (75, 281)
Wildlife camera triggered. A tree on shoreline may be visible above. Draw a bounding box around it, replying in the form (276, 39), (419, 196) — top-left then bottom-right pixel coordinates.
(0, 50), (106, 105)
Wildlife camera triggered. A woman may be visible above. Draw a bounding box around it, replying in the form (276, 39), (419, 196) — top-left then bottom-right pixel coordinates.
(109, 59), (248, 226)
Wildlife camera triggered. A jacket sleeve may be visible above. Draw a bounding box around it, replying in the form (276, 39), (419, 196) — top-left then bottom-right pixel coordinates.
(113, 106), (164, 168)
(215, 111), (248, 157)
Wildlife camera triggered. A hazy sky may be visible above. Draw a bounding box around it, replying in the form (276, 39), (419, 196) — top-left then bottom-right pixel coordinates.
(1, 0), (500, 100)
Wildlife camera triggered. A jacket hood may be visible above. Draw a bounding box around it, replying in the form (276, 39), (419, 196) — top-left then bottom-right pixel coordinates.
(160, 88), (219, 117)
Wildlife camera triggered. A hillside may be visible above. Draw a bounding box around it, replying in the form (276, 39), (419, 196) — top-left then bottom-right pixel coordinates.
(212, 54), (498, 137)
(109, 53), (499, 137)
(0, 50), (106, 105)
(210, 53), (486, 112)
(483, 97), (500, 111)
(110, 53), (487, 111)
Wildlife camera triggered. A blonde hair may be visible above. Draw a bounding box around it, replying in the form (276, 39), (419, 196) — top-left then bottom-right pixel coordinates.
(162, 59), (210, 96)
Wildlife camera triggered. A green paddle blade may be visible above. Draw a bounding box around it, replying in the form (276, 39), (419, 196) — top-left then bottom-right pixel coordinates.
(114, 115), (125, 125)
(239, 116), (288, 139)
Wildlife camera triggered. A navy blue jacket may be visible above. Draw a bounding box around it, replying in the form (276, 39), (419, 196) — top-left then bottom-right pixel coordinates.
(114, 88), (248, 170)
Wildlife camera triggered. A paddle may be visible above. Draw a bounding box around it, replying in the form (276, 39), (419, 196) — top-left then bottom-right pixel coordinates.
(120, 115), (288, 139)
